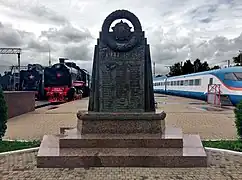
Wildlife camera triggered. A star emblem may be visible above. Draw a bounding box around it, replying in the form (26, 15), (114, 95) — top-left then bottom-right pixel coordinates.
(112, 20), (132, 41)
(29, 75), (34, 79)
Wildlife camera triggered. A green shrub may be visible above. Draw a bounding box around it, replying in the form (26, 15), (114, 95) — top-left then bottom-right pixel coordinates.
(203, 140), (242, 152)
(234, 101), (242, 139)
(0, 140), (41, 153)
(0, 88), (7, 140)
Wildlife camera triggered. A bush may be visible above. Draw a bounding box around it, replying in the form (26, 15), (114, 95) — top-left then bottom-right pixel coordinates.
(203, 140), (242, 152)
(234, 101), (242, 139)
(0, 140), (41, 153)
(0, 88), (7, 140)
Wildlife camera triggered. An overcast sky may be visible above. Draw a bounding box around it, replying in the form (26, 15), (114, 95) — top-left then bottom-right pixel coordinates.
(0, 0), (242, 75)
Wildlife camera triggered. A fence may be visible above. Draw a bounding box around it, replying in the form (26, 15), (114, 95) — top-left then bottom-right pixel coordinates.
(207, 84), (221, 107)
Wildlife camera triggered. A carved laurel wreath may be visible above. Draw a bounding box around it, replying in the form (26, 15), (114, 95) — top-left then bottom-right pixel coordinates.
(101, 10), (143, 52)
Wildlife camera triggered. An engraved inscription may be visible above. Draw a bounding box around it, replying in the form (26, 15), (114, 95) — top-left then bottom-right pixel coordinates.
(99, 47), (145, 112)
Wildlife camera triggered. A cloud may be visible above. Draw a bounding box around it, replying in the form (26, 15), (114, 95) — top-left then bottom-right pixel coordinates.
(0, 1), (69, 26)
(29, 5), (68, 25)
(0, 24), (22, 46)
(0, 0), (242, 75)
(40, 26), (94, 44)
(0, 21), (94, 74)
(63, 42), (92, 61)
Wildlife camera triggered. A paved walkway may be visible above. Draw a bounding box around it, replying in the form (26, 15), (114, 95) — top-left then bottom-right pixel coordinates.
(156, 95), (236, 140)
(4, 95), (237, 140)
(0, 149), (242, 179)
(1, 95), (241, 179)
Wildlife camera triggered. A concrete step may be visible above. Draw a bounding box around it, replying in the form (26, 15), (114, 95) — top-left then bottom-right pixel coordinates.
(37, 134), (207, 168)
(59, 127), (183, 148)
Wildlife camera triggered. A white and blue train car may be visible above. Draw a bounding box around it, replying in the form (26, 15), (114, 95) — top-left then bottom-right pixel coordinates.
(153, 67), (242, 106)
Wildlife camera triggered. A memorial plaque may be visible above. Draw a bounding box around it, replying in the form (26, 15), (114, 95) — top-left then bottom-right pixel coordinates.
(88, 10), (155, 112)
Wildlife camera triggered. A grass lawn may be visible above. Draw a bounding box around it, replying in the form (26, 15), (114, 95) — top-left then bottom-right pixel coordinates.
(0, 140), (241, 153)
(0, 140), (41, 153)
(203, 140), (242, 152)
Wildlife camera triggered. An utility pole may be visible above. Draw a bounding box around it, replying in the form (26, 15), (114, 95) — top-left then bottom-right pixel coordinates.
(153, 62), (155, 77)
(227, 60), (230, 67)
(48, 44), (51, 66)
(239, 50), (242, 66)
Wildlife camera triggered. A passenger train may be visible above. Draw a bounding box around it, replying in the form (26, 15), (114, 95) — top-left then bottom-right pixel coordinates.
(153, 67), (242, 106)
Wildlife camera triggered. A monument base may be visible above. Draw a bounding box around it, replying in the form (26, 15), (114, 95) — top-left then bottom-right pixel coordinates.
(37, 111), (207, 168)
(77, 111), (166, 134)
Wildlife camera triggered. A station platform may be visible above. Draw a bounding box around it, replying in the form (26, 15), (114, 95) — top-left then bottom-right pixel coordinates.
(3, 95), (236, 141)
(35, 101), (51, 108)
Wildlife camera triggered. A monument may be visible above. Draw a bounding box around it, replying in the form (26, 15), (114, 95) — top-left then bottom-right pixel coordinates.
(37, 10), (207, 168)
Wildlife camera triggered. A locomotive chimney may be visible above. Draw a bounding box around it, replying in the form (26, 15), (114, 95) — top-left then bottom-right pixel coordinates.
(59, 58), (65, 64)
(59, 57), (69, 64)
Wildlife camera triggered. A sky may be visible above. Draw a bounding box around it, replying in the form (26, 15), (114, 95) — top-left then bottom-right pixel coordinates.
(0, 0), (242, 75)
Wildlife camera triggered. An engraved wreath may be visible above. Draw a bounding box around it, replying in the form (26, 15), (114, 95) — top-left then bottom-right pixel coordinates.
(101, 10), (143, 52)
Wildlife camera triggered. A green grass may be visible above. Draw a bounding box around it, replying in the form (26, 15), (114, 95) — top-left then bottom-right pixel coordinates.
(0, 140), (41, 153)
(202, 140), (242, 152)
(0, 140), (242, 153)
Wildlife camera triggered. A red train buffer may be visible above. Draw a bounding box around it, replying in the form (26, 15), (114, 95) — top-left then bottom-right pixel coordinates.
(44, 87), (70, 103)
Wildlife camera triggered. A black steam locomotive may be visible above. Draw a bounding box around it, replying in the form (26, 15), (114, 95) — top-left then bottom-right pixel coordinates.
(19, 64), (45, 100)
(44, 59), (90, 102)
(0, 71), (13, 90)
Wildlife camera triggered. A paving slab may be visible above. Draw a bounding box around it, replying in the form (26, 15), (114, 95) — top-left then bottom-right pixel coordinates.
(0, 149), (241, 179)
(3, 95), (237, 140)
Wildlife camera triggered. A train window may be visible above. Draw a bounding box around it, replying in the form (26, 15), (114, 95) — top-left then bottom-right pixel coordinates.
(189, 80), (193, 86)
(185, 80), (188, 86)
(174, 81), (177, 86)
(171, 81), (173, 86)
(209, 78), (213, 85)
(224, 73), (237, 81)
(180, 80), (184, 86)
(195, 79), (201, 86)
(177, 81), (180, 86)
(233, 72), (242, 81)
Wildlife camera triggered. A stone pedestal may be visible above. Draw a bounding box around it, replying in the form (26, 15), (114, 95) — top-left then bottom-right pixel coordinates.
(36, 9), (207, 169)
(77, 111), (166, 134)
(37, 110), (207, 168)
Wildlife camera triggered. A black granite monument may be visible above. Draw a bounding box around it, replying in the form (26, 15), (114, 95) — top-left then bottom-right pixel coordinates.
(37, 10), (207, 168)
(88, 10), (155, 112)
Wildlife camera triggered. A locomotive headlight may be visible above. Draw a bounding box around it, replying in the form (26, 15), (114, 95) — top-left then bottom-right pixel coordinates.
(57, 73), (62, 78)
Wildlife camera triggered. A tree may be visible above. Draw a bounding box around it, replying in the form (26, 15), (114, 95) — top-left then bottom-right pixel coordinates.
(193, 58), (203, 72)
(210, 65), (220, 70)
(201, 61), (210, 71)
(234, 101), (242, 139)
(182, 60), (194, 74)
(233, 54), (242, 66)
(0, 87), (7, 140)
(169, 62), (183, 76)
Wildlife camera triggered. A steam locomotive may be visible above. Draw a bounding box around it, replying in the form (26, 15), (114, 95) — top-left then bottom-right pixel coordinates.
(0, 71), (13, 90)
(44, 58), (90, 103)
(19, 64), (45, 100)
